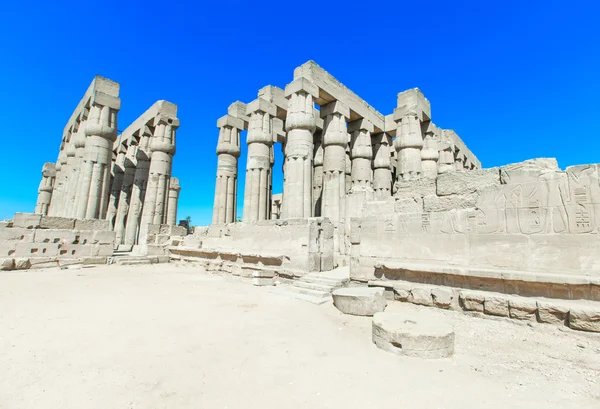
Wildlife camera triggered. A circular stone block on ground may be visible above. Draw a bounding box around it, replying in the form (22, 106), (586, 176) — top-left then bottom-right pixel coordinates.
(332, 287), (387, 316)
(372, 312), (454, 358)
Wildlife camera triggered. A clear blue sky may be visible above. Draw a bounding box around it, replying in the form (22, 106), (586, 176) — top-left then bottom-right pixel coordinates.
(1, 0), (598, 226)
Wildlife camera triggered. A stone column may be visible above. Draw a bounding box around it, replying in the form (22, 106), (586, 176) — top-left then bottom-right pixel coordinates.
(312, 130), (323, 217)
(114, 145), (137, 245)
(421, 131), (439, 179)
(437, 142), (455, 174)
(271, 194), (282, 220)
(348, 119), (374, 191)
(454, 152), (465, 171)
(282, 78), (318, 219)
(242, 99), (274, 222)
(124, 138), (151, 246)
(76, 98), (119, 219)
(35, 163), (56, 215)
(48, 150), (67, 216)
(105, 152), (125, 228)
(394, 112), (423, 182)
(345, 143), (352, 194)
(139, 118), (178, 241)
(166, 177), (181, 226)
(68, 122), (87, 218)
(320, 100), (350, 224)
(57, 143), (77, 217)
(371, 133), (392, 199)
(212, 115), (242, 224)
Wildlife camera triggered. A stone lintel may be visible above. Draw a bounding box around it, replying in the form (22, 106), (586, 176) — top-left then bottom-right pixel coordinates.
(92, 91), (121, 110)
(246, 98), (276, 116)
(284, 77), (319, 99)
(347, 118), (374, 133)
(62, 76), (120, 141)
(319, 100), (350, 119)
(258, 86), (288, 114)
(217, 114), (244, 130)
(443, 129), (481, 168)
(293, 61), (385, 131)
(271, 118), (286, 144)
(393, 88), (431, 122)
(384, 114), (397, 135)
(227, 101), (249, 125)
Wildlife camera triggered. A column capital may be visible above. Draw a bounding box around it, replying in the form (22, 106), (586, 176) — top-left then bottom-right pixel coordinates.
(320, 100), (349, 119)
(217, 114), (244, 130)
(284, 77), (318, 99)
(347, 118), (374, 133)
(246, 98), (276, 116)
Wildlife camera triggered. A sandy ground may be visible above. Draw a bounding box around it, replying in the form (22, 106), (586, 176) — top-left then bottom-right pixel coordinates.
(0, 263), (599, 409)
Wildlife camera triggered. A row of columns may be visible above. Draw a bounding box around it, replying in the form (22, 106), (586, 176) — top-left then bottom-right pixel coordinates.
(38, 107), (181, 247)
(212, 79), (477, 225)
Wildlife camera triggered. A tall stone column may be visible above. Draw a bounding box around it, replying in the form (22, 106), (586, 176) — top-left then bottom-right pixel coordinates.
(320, 100), (350, 224)
(345, 143), (352, 194)
(394, 112), (423, 182)
(106, 152), (125, 228)
(312, 130), (324, 216)
(166, 177), (181, 226)
(139, 118), (178, 241)
(124, 138), (151, 246)
(114, 145), (137, 245)
(212, 115), (242, 224)
(348, 119), (374, 191)
(76, 97), (120, 220)
(58, 143), (77, 216)
(421, 131), (439, 179)
(35, 163), (56, 215)
(242, 99), (274, 222)
(68, 123), (87, 218)
(48, 150), (67, 216)
(282, 78), (318, 219)
(372, 133), (392, 199)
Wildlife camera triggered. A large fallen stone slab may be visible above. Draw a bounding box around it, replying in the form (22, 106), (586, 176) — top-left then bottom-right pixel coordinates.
(372, 311), (454, 359)
(332, 287), (387, 316)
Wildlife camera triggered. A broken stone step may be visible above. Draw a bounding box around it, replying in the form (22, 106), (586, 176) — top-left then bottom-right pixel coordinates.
(270, 286), (332, 305)
(298, 275), (345, 286)
(293, 280), (338, 292)
(289, 285), (331, 299)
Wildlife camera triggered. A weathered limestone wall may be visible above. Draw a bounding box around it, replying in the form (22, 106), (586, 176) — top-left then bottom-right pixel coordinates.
(194, 218), (334, 274)
(0, 213), (115, 270)
(349, 159), (600, 300)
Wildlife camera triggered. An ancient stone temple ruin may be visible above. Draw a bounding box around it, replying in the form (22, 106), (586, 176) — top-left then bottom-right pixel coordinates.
(171, 61), (600, 333)
(1, 75), (185, 270)
(2, 61), (600, 334)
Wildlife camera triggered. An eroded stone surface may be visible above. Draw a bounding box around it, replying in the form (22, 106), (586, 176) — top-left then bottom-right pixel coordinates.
(372, 311), (455, 358)
(332, 287), (387, 316)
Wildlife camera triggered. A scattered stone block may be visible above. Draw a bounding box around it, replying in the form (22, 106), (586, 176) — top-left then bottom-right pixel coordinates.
(14, 258), (31, 270)
(568, 307), (600, 333)
(332, 287), (387, 316)
(431, 288), (453, 309)
(410, 287), (433, 306)
(460, 291), (485, 312)
(484, 296), (509, 317)
(252, 270), (275, 286)
(537, 302), (569, 325)
(372, 311), (455, 358)
(508, 297), (538, 320)
(0, 258), (15, 271)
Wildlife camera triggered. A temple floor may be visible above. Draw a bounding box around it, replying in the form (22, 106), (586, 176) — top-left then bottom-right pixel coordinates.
(1, 264), (598, 409)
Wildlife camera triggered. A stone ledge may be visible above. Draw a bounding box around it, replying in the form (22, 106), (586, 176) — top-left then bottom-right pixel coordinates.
(368, 279), (600, 333)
